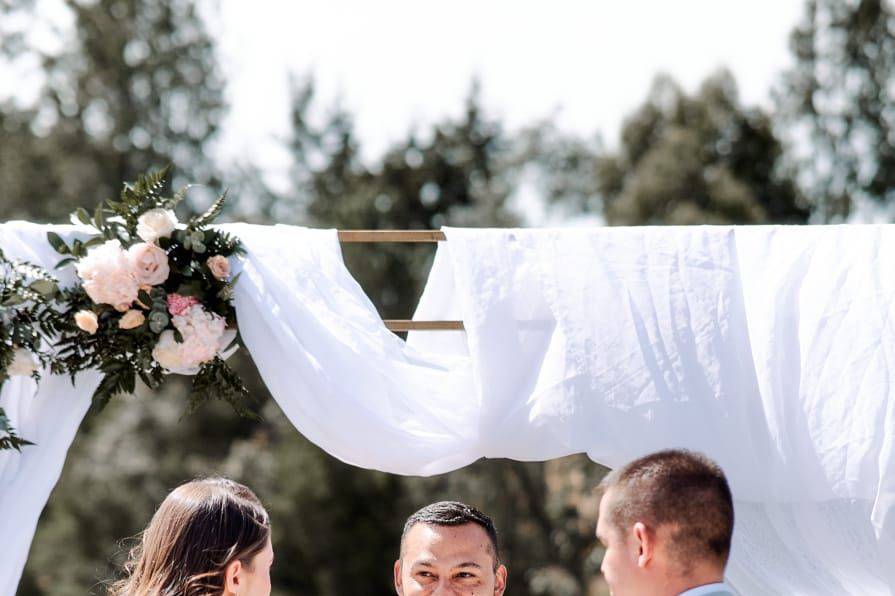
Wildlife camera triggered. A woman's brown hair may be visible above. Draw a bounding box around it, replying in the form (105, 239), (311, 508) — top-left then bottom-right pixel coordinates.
(110, 477), (270, 595)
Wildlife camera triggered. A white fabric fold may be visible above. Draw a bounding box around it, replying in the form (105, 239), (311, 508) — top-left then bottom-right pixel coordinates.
(0, 222), (101, 595)
(2, 221), (893, 595)
(410, 225), (894, 595)
(224, 224), (479, 476)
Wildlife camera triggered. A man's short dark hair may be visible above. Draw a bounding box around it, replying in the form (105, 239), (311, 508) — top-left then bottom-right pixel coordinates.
(401, 501), (500, 566)
(598, 449), (734, 571)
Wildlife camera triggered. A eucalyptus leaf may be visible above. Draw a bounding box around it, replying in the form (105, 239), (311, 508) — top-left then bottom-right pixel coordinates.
(46, 232), (69, 255)
(28, 279), (57, 297)
(74, 207), (92, 226)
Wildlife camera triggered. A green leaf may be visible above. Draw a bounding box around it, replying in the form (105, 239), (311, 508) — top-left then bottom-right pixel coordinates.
(93, 204), (105, 231)
(137, 290), (152, 308)
(46, 232), (70, 255)
(1, 295), (24, 307)
(54, 257), (77, 269)
(28, 279), (57, 297)
(74, 207), (92, 226)
(173, 183), (196, 206)
(83, 236), (105, 249)
(188, 188), (228, 229)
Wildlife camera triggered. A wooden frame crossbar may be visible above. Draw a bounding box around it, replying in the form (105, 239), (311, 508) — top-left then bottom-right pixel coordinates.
(338, 230), (446, 243)
(337, 230), (463, 332)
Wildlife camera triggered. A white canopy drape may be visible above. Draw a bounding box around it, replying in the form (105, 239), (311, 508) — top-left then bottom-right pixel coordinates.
(0, 223), (101, 595)
(1, 221), (893, 595)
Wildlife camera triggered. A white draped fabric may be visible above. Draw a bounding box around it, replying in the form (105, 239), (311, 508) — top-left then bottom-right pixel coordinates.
(412, 226), (895, 595)
(0, 223), (101, 595)
(1, 221), (893, 595)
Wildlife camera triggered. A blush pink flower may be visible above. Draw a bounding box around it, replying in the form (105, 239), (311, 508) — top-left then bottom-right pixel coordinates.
(118, 309), (145, 330)
(127, 242), (170, 286)
(166, 293), (200, 316)
(206, 255), (231, 280)
(74, 310), (99, 334)
(152, 304), (232, 374)
(75, 240), (139, 308)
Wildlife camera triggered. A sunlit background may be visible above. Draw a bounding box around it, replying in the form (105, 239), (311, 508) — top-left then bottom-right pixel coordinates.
(2, 1), (893, 594)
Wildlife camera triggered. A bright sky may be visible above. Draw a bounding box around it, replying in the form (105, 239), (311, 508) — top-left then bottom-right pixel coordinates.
(210, 0), (806, 193)
(1, 1), (808, 221)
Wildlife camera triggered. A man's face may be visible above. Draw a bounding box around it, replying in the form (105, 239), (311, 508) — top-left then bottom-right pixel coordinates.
(596, 489), (650, 596)
(395, 522), (508, 595)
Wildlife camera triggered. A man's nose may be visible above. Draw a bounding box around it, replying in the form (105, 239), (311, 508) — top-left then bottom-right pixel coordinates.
(430, 580), (459, 595)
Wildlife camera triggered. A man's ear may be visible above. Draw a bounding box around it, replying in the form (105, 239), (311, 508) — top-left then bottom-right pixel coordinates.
(494, 564), (508, 595)
(394, 559), (404, 595)
(633, 522), (654, 568)
(224, 559), (243, 594)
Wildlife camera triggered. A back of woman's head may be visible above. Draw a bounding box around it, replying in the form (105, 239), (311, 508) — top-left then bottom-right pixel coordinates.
(111, 477), (271, 596)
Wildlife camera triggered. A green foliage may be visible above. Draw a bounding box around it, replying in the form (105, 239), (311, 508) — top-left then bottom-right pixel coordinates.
(545, 71), (809, 225)
(50, 167), (250, 415)
(12, 1), (892, 595)
(0, 0), (225, 222)
(277, 79), (522, 317)
(0, 247), (67, 449)
(776, 0), (895, 221)
(188, 189), (229, 230)
(186, 357), (255, 420)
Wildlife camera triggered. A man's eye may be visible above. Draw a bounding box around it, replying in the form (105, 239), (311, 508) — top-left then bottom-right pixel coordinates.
(456, 572), (477, 579)
(416, 571), (434, 578)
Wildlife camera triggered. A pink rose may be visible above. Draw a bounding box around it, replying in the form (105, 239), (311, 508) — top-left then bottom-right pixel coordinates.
(118, 309), (145, 330)
(167, 293), (200, 316)
(75, 240), (139, 307)
(128, 242), (170, 286)
(74, 310), (99, 334)
(206, 255), (230, 280)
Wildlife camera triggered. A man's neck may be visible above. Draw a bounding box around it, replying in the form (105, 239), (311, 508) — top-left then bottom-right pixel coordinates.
(661, 568), (725, 596)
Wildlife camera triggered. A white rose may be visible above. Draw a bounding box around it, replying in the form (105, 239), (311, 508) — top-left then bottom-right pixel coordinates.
(7, 347), (38, 376)
(151, 331), (183, 371)
(136, 208), (177, 244)
(75, 240), (139, 308)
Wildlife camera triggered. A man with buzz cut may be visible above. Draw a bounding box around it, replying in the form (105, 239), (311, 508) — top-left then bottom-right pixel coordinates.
(395, 501), (508, 596)
(596, 449), (736, 596)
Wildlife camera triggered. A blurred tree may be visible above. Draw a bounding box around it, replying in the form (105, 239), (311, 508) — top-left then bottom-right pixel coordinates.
(0, 0), (225, 221)
(248, 79), (605, 595)
(17, 71), (609, 595)
(598, 71), (809, 225)
(272, 78), (522, 317)
(776, 0), (895, 221)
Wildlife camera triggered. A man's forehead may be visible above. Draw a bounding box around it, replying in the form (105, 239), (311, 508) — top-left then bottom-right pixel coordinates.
(403, 522), (495, 560)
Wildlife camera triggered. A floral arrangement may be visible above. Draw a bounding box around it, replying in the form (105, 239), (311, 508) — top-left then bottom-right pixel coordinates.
(0, 247), (66, 450)
(48, 167), (252, 416)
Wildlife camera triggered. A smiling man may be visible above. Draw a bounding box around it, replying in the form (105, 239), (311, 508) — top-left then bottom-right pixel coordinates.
(395, 501), (508, 596)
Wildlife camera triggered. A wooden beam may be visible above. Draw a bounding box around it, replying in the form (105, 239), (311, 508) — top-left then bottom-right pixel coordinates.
(336, 231), (459, 332)
(338, 230), (446, 243)
(384, 320), (464, 332)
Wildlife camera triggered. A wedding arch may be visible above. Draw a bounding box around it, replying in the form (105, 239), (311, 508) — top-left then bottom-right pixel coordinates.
(1, 179), (893, 595)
